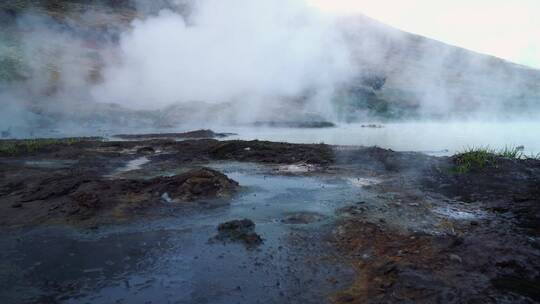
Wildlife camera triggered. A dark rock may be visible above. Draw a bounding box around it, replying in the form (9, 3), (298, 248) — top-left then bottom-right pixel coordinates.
(449, 254), (462, 263)
(21, 175), (84, 202)
(136, 146), (155, 154)
(1, 166), (239, 226)
(253, 121), (336, 129)
(218, 219), (255, 231)
(282, 212), (326, 224)
(70, 191), (101, 209)
(114, 129), (234, 140)
(210, 140), (334, 165)
(213, 219), (263, 247)
(361, 124), (384, 128)
(492, 276), (540, 301)
(146, 168), (239, 202)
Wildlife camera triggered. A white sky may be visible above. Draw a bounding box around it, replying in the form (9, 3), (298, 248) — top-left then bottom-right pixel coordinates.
(309, 0), (540, 68)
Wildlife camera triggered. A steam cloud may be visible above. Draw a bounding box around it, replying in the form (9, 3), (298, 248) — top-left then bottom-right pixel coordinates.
(93, 0), (353, 119)
(1, 0), (539, 136)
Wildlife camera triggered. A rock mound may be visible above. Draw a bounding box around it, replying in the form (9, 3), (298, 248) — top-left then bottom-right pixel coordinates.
(210, 140), (333, 164)
(147, 168), (239, 202)
(213, 219), (263, 247)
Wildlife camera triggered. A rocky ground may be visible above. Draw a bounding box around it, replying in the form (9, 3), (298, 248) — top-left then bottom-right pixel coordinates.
(0, 133), (331, 228)
(0, 131), (538, 303)
(332, 147), (540, 303)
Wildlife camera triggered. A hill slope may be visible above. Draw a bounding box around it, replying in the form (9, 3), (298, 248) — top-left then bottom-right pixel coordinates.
(336, 15), (540, 120)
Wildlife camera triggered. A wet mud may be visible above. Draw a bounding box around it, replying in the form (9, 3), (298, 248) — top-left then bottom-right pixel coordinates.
(0, 133), (539, 303)
(113, 129), (235, 140)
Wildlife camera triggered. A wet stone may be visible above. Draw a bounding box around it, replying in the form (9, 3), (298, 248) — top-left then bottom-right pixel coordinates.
(212, 219), (263, 248)
(136, 146), (155, 154)
(281, 212), (326, 225)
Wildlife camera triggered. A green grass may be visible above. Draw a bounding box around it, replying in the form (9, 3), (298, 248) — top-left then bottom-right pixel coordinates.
(452, 146), (528, 174)
(0, 137), (92, 156)
(498, 146), (524, 159)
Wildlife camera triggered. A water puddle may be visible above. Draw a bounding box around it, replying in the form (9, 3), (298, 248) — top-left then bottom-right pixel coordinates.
(23, 160), (77, 169)
(346, 176), (382, 187)
(107, 157), (150, 177)
(0, 162), (361, 303)
(433, 205), (486, 220)
(276, 163), (318, 174)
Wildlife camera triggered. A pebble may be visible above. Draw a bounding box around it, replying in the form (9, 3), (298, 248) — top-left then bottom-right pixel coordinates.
(449, 254), (463, 263)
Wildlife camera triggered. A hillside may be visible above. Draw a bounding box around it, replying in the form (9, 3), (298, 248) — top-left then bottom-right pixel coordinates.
(1, 2), (539, 136)
(336, 15), (540, 120)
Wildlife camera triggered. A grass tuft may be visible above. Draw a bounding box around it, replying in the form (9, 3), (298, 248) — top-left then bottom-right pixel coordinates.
(453, 147), (495, 174)
(452, 146), (528, 174)
(498, 146), (524, 159)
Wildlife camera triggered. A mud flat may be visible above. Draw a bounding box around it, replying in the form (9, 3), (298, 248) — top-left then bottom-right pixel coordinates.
(0, 133), (539, 303)
(112, 129), (236, 140)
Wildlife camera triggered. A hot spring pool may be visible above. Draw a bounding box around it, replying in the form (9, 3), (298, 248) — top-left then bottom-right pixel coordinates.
(225, 121), (540, 156)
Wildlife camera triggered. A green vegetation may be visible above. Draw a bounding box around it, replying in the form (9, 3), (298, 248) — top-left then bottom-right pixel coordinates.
(452, 146), (532, 174)
(0, 137), (93, 156)
(453, 147), (496, 174)
(498, 146), (525, 159)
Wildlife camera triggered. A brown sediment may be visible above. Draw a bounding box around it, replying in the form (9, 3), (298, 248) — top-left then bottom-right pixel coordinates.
(331, 147), (540, 303)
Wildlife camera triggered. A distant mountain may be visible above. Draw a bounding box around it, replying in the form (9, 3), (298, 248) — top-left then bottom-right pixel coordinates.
(335, 15), (540, 120)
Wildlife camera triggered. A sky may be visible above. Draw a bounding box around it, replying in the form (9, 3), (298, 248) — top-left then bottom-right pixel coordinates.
(309, 0), (540, 68)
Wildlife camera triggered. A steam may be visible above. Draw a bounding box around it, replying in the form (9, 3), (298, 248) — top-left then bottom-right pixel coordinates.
(93, 0), (353, 120)
(1, 0), (539, 137)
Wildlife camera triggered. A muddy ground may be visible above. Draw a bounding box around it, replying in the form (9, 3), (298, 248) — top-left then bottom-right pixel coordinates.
(0, 132), (538, 303)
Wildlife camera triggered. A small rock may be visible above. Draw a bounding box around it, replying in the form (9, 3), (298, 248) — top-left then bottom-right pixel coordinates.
(213, 219), (263, 247)
(136, 146), (155, 154)
(281, 212), (325, 224)
(11, 203), (22, 208)
(449, 254), (463, 263)
(161, 192), (173, 203)
(218, 219), (255, 231)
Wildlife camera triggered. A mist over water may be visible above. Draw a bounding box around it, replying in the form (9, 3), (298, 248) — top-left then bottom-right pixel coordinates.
(227, 121), (540, 156)
(0, 0), (539, 152)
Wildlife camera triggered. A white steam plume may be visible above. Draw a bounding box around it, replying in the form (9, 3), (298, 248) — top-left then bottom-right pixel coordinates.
(93, 0), (353, 120)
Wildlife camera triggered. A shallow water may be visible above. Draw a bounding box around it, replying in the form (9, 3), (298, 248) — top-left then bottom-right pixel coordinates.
(13, 121), (540, 156)
(0, 162), (361, 304)
(227, 121), (540, 156)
